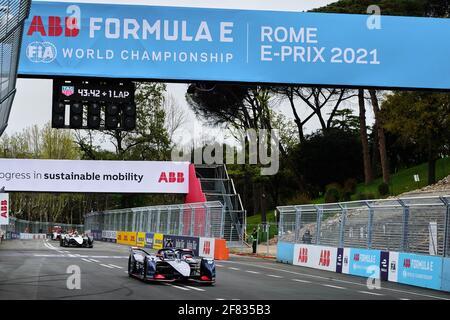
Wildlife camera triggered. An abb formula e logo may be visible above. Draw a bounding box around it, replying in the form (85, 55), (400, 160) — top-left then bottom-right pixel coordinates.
(0, 199), (7, 219)
(318, 250), (331, 267)
(27, 16), (80, 37)
(297, 248), (308, 263)
(158, 172), (185, 183)
(353, 253), (360, 261)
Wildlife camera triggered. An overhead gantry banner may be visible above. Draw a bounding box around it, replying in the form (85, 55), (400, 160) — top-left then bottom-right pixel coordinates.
(0, 159), (189, 193)
(18, 1), (450, 90)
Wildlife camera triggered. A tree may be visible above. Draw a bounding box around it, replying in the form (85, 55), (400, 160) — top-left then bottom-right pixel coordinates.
(358, 89), (373, 184)
(369, 90), (390, 183)
(382, 92), (450, 184)
(291, 128), (363, 196)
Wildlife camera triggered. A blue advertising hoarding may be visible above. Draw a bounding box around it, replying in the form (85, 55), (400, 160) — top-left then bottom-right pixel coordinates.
(348, 248), (381, 278)
(397, 253), (443, 290)
(18, 1), (450, 90)
(144, 232), (154, 249)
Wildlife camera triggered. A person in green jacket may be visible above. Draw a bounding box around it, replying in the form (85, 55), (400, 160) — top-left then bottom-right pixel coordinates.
(251, 227), (258, 254)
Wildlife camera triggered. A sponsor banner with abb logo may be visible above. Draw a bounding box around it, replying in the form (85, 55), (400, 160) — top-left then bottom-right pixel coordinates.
(19, 233), (47, 240)
(0, 193), (9, 225)
(0, 159), (189, 194)
(293, 244), (337, 272)
(348, 248), (381, 278)
(117, 231), (137, 246)
(199, 237), (215, 259)
(396, 252), (443, 290)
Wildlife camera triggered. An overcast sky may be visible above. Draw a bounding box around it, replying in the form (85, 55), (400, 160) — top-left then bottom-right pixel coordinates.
(7, 0), (373, 149)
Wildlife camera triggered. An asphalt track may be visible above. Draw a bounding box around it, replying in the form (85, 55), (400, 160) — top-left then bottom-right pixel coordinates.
(0, 239), (449, 300)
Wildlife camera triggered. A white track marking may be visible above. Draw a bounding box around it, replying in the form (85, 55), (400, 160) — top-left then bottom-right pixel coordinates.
(100, 264), (114, 269)
(89, 259), (100, 263)
(322, 284), (346, 290)
(399, 298), (411, 300)
(216, 298), (225, 300)
(221, 260), (450, 300)
(267, 274), (282, 278)
(108, 264), (123, 269)
(164, 283), (190, 291)
(245, 270), (260, 274)
(181, 285), (205, 292)
(215, 264), (224, 267)
(228, 267), (240, 271)
(81, 258), (92, 263)
(292, 279), (311, 284)
(358, 291), (384, 296)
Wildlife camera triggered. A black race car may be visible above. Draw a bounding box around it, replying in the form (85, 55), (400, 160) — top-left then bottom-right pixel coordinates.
(128, 247), (215, 285)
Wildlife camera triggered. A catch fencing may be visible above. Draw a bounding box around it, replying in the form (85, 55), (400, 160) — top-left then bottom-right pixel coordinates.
(84, 201), (225, 239)
(0, 216), (84, 238)
(277, 195), (450, 257)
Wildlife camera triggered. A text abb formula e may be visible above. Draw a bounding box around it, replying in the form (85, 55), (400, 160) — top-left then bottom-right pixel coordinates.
(60, 232), (94, 248)
(128, 247), (215, 284)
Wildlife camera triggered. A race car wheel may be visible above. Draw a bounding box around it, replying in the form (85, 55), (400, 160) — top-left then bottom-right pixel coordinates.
(128, 257), (134, 277)
(141, 258), (148, 281)
(60, 238), (64, 247)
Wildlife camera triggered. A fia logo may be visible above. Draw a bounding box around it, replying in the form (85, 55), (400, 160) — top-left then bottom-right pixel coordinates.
(26, 41), (57, 63)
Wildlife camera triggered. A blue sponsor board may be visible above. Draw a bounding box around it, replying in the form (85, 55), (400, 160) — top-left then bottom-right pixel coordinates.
(397, 253), (442, 290)
(144, 232), (154, 249)
(348, 248), (381, 278)
(441, 258), (450, 292)
(277, 241), (295, 264)
(18, 1), (450, 90)
(163, 234), (200, 256)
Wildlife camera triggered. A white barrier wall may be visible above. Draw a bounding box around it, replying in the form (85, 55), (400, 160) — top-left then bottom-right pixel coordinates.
(19, 233), (47, 240)
(293, 244), (337, 272)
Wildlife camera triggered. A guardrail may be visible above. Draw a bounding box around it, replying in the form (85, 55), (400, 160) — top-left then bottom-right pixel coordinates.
(277, 195), (450, 292)
(84, 201), (225, 239)
(278, 195), (450, 257)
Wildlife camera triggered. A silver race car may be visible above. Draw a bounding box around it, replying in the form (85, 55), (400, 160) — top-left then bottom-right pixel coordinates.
(128, 247), (215, 285)
(60, 232), (94, 248)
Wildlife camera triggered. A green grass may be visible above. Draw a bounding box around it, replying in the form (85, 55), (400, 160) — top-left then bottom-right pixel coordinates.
(352, 157), (450, 199)
(244, 157), (450, 242)
(245, 210), (278, 243)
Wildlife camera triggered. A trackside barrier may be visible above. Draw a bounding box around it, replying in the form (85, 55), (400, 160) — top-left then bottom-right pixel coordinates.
(19, 233), (47, 240)
(94, 229), (229, 260)
(277, 242), (449, 292)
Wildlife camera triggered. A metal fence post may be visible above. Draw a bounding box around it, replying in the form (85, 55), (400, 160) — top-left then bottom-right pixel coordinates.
(337, 204), (346, 248)
(156, 208), (161, 233)
(314, 205), (322, 245)
(366, 201), (374, 249)
(178, 206), (183, 236)
(220, 205), (225, 239)
(278, 210), (284, 239)
(398, 199), (409, 252)
(440, 196), (450, 257)
(204, 204), (210, 238)
(166, 207), (172, 235)
(190, 206), (195, 237)
(294, 206), (302, 243)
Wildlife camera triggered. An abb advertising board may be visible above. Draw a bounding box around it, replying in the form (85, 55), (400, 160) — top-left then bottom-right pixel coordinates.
(199, 237), (215, 259)
(19, 1), (450, 90)
(293, 244), (337, 272)
(0, 193), (9, 225)
(0, 159), (189, 194)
